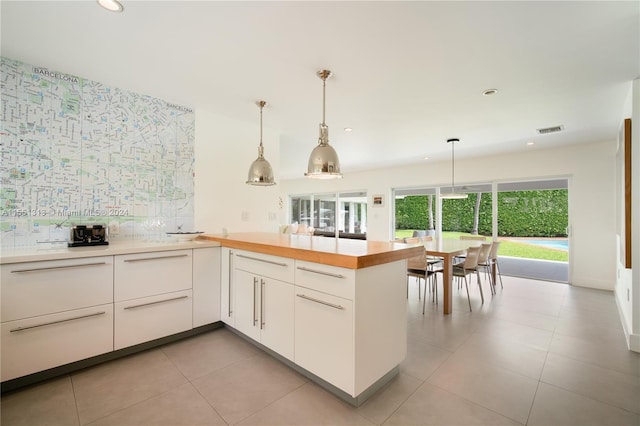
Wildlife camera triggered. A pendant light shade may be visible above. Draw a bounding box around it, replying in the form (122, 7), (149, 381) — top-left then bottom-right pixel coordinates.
(246, 100), (276, 186)
(441, 138), (468, 199)
(305, 70), (342, 179)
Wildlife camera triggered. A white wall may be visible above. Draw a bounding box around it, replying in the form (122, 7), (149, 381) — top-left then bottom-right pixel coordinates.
(629, 78), (640, 351)
(194, 109), (284, 235)
(279, 140), (617, 291)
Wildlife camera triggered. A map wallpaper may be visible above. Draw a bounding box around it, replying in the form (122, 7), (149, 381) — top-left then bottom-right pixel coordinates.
(0, 57), (195, 248)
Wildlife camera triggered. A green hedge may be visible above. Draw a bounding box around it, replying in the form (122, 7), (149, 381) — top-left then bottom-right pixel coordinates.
(395, 190), (568, 237)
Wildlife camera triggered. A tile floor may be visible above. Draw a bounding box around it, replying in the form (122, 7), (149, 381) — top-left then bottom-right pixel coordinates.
(2, 276), (639, 425)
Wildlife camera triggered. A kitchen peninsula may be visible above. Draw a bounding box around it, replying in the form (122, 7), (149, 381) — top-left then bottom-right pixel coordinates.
(200, 232), (423, 405)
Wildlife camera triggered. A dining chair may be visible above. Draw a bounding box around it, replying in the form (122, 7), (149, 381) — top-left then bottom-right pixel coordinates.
(476, 243), (495, 295)
(455, 235), (487, 263)
(420, 235), (443, 274)
(404, 236), (427, 299)
(441, 245), (483, 312)
(403, 237), (421, 244)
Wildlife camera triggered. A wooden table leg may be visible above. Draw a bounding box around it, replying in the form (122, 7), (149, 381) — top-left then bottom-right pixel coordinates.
(491, 260), (497, 289)
(442, 255), (453, 314)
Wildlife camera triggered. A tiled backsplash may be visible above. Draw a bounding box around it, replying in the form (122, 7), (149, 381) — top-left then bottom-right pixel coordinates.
(0, 57), (195, 248)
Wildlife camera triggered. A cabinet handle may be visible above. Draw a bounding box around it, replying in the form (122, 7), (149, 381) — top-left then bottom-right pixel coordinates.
(123, 295), (188, 310)
(228, 250), (233, 317)
(10, 261), (107, 273)
(296, 293), (345, 310)
(124, 254), (188, 263)
(260, 278), (265, 329)
(253, 277), (258, 326)
(236, 254), (288, 267)
(9, 311), (106, 332)
(296, 266), (345, 279)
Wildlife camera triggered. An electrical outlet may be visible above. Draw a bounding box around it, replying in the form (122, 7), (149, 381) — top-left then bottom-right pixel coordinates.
(268, 212), (277, 221)
(241, 211), (249, 221)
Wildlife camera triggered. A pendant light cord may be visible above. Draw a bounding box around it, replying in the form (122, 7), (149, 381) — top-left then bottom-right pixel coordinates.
(322, 76), (326, 126)
(259, 104), (263, 147)
(451, 139), (455, 192)
(257, 100), (267, 158)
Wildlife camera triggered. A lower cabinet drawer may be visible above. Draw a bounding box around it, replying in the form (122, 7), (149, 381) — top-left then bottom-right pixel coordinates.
(114, 290), (193, 350)
(1, 304), (114, 382)
(294, 287), (354, 395)
(295, 260), (355, 300)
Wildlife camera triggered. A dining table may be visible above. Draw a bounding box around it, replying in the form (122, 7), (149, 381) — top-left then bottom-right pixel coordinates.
(422, 239), (487, 314)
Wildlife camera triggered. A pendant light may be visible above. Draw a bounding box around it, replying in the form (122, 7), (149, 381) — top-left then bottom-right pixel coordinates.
(441, 138), (468, 199)
(246, 100), (276, 186)
(305, 69), (342, 179)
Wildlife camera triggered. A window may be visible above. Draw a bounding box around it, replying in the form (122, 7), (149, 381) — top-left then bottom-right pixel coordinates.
(290, 191), (367, 239)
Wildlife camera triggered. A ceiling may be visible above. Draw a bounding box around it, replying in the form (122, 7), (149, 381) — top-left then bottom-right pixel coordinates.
(2, 1), (638, 179)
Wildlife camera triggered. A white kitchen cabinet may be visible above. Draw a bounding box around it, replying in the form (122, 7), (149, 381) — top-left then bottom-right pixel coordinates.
(294, 260), (407, 398)
(193, 247), (221, 327)
(294, 287), (354, 393)
(0, 257), (114, 382)
(232, 251), (295, 360)
(114, 249), (193, 350)
(1, 242), (223, 385)
(220, 247), (235, 326)
(1, 304), (114, 382)
(1, 256), (113, 322)
(114, 290), (193, 350)
(233, 270), (294, 359)
(114, 250), (192, 301)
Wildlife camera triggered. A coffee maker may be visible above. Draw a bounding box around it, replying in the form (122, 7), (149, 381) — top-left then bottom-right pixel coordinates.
(68, 224), (109, 247)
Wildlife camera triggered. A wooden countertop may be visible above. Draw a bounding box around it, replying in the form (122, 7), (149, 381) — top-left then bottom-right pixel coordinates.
(199, 232), (424, 269)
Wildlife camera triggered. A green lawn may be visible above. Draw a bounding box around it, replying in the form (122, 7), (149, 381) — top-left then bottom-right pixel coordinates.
(395, 230), (568, 262)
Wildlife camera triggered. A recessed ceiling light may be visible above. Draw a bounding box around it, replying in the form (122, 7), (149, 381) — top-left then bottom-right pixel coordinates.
(423, 156), (430, 160)
(482, 88), (498, 96)
(343, 127), (353, 132)
(97, 0), (124, 12)
(527, 141), (535, 146)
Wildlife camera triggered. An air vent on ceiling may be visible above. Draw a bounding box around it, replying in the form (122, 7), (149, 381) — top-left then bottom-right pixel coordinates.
(537, 125), (564, 135)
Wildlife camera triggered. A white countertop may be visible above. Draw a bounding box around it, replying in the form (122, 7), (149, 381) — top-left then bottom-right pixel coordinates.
(0, 239), (220, 264)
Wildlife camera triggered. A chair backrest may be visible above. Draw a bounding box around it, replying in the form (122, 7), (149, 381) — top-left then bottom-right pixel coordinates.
(420, 235), (433, 242)
(463, 246), (481, 269)
(489, 241), (501, 260)
(460, 235), (487, 241)
(412, 230), (427, 237)
(407, 253), (427, 271)
(403, 237), (421, 244)
(478, 243), (492, 264)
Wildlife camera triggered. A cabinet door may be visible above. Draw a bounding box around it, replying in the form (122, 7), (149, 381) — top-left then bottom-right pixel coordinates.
(114, 289), (192, 350)
(233, 269), (260, 341)
(1, 256), (113, 322)
(193, 247), (221, 327)
(115, 250), (192, 302)
(260, 277), (294, 361)
(294, 287), (354, 395)
(220, 248), (235, 326)
(1, 304), (114, 382)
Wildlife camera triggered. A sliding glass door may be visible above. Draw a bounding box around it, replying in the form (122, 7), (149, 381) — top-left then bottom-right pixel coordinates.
(290, 191), (367, 239)
(393, 178), (569, 282)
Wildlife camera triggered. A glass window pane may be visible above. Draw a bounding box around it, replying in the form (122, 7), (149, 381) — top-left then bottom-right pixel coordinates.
(442, 191), (493, 240)
(339, 191), (367, 235)
(290, 195), (312, 227)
